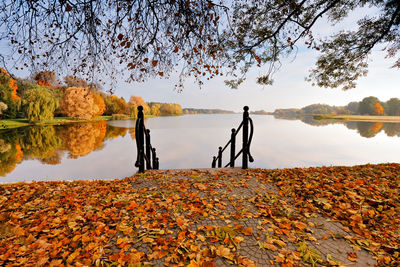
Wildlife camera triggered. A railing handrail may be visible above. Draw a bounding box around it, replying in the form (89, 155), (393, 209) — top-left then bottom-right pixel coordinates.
(135, 106), (159, 172)
(212, 106), (254, 169)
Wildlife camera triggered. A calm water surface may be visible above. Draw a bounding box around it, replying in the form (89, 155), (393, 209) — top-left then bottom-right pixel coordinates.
(1, 114), (400, 183)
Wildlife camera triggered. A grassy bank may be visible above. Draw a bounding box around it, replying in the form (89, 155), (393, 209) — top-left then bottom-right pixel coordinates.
(0, 116), (113, 130)
(0, 163), (398, 266)
(0, 115), (162, 130)
(314, 114), (400, 122)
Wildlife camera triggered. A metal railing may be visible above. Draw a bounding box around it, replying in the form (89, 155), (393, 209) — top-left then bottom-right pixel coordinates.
(212, 106), (254, 169)
(135, 106), (159, 172)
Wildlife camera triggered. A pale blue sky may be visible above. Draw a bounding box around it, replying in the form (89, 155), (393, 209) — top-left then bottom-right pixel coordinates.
(115, 6), (400, 112)
(117, 46), (399, 112)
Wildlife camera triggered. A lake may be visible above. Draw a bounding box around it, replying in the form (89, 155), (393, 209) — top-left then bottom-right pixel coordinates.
(1, 114), (400, 183)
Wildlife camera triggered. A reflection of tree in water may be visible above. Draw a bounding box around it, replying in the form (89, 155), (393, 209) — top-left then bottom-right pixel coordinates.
(299, 116), (342, 127)
(0, 121), (131, 176)
(59, 121), (107, 159)
(20, 126), (63, 159)
(105, 126), (128, 140)
(129, 128), (136, 140)
(39, 150), (64, 165)
(382, 123), (400, 137)
(354, 122), (382, 138)
(0, 130), (23, 176)
(283, 116), (400, 138)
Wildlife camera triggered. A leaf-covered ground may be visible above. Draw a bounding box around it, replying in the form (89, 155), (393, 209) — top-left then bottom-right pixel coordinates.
(0, 163), (398, 266)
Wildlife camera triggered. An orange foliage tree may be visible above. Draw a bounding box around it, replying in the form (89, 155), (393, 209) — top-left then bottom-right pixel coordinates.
(93, 92), (106, 117)
(0, 68), (21, 118)
(60, 87), (104, 119)
(129, 95), (149, 114)
(1, 68), (20, 101)
(33, 71), (57, 87)
(373, 103), (384, 115)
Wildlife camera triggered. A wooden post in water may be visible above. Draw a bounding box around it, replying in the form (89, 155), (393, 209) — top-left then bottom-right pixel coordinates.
(230, 128), (236, 167)
(242, 106), (249, 169)
(137, 106), (145, 172)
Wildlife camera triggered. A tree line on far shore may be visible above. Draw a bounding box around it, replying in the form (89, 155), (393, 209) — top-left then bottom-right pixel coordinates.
(0, 69), (182, 122)
(273, 96), (400, 118)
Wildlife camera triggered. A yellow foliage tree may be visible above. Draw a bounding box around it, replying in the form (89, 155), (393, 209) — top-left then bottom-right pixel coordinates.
(129, 95), (149, 114)
(60, 87), (98, 119)
(93, 92), (106, 117)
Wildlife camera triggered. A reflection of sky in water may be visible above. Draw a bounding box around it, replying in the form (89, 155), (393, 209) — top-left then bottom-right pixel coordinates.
(1, 115), (400, 183)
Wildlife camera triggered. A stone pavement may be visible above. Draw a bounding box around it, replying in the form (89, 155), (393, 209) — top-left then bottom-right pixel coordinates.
(132, 168), (377, 266)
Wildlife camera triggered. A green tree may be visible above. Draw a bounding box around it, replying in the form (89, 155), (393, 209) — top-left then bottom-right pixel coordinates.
(346, 102), (360, 115)
(2, 1), (399, 90)
(358, 96), (381, 115)
(22, 86), (59, 122)
(385, 98), (400, 116)
(0, 102), (7, 117)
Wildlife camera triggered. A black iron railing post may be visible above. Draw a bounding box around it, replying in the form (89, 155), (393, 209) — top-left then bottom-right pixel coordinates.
(152, 148), (157, 169)
(212, 156), (216, 168)
(242, 106), (249, 169)
(230, 128), (236, 167)
(218, 147), (222, 168)
(145, 129), (151, 170)
(137, 106), (145, 172)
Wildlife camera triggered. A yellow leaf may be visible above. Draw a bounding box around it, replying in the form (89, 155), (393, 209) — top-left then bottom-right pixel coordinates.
(67, 249), (80, 264)
(263, 243), (278, 251)
(72, 234), (81, 242)
(294, 221), (307, 230)
(187, 259), (200, 267)
(242, 227), (253, 236)
(216, 245), (231, 258)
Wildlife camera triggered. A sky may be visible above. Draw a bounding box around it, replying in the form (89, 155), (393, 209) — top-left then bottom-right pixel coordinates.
(2, 5), (399, 113)
(117, 47), (400, 113)
(114, 6), (400, 113)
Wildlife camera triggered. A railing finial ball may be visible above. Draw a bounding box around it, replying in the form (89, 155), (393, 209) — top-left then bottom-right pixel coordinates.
(219, 146), (222, 150)
(146, 129), (150, 133)
(138, 105), (143, 111)
(243, 106), (249, 111)
(231, 128), (235, 133)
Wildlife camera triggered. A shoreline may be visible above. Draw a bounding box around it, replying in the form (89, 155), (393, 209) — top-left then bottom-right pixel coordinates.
(0, 114), (160, 130)
(313, 114), (400, 122)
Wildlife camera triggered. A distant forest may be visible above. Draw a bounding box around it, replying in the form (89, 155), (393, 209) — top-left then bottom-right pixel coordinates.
(183, 108), (235, 114)
(273, 96), (400, 118)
